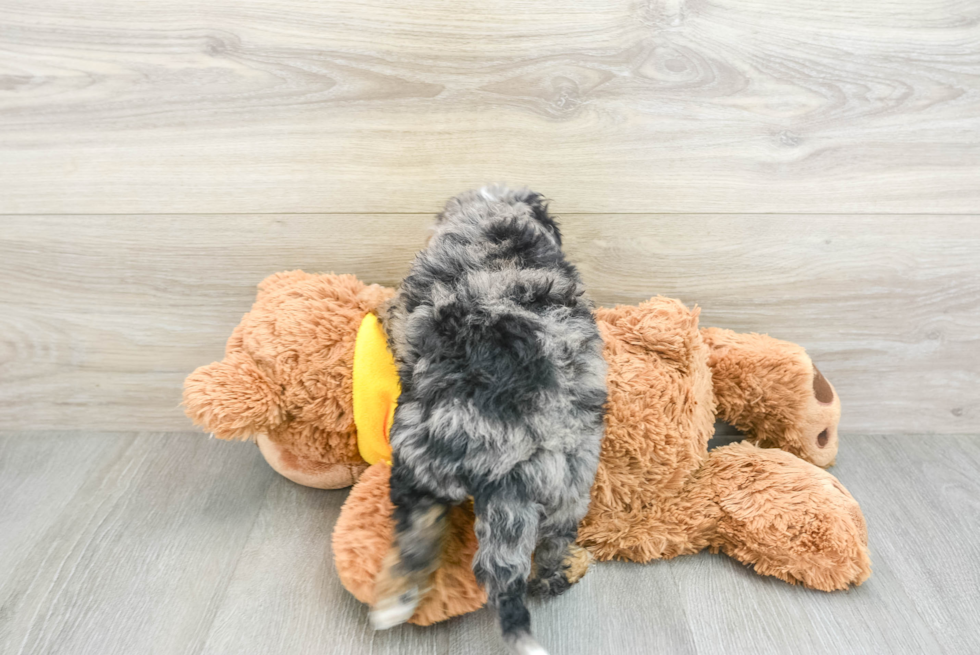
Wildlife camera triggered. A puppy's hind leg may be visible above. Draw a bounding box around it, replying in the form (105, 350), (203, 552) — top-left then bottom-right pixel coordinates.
(473, 493), (547, 655)
(528, 491), (592, 598)
(370, 467), (450, 630)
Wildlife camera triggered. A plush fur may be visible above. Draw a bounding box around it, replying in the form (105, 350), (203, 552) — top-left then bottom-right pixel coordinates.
(375, 187), (606, 651)
(183, 270), (866, 629)
(333, 462), (488, 625)
(333, 297), (867, 625)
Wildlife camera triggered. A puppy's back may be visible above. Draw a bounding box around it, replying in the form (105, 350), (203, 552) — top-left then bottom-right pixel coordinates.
(379, 187), (606, 655)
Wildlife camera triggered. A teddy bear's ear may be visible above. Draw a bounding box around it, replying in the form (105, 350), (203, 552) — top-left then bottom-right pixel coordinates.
(183, 354), (284, 440)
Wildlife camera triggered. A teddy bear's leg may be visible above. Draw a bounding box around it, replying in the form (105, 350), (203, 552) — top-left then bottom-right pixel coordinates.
(332, 463), (488, 626)
(701, 327), (842, 467)
(690, 441), (870, 591)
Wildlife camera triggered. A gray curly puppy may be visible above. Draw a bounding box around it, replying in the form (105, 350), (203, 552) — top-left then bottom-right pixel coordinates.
(369, 186), (607, 655)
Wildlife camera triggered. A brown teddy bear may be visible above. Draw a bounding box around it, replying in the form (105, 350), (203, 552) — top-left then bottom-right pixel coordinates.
(184, 270), (870, 626)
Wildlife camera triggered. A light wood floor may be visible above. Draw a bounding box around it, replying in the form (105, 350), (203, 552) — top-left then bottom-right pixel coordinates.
(1, 432), (978, 655)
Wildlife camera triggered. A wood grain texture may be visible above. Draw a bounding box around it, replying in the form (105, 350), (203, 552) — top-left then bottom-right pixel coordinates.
(197, 475), (451, 655)
(1, 431), (979, 654)
(1, 215), (976, 434)
(1, 0), (978, 213)
(837, 435), (980, 655)
(0, 432), (276, 655)
(0, 433), (132, 596)
(569, 215), (980, 435)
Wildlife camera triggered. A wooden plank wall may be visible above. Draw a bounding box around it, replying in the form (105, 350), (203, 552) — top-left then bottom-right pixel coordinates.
(1, 0), (978, 434)
(1, 216), (977, 433)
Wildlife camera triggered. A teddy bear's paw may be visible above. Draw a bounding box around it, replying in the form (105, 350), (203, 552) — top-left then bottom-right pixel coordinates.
(527, 544), (592, 598)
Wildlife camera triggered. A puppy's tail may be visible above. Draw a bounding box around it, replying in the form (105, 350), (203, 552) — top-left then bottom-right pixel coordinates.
(472, 495), (548, 655)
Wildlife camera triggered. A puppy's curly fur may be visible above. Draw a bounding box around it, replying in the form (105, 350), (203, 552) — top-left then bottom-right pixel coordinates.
(370, 186), (606, 654)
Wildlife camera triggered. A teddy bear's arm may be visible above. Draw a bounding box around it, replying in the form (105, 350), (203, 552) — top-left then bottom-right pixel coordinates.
(700, 327), (842, 468)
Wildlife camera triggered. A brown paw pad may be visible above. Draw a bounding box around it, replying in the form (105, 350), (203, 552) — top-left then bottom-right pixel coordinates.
(812, 365), (834, 404)
(563, 544), (592, 585)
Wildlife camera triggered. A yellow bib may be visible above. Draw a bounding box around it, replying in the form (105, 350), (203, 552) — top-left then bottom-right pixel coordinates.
(352, 312), (399, 465)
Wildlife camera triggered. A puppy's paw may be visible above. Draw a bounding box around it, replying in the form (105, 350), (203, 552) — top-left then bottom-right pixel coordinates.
(370, 547), (423, 629)
(370, 586), (420, 630)
(562, 544), (592, 585)
(527, 571), (565, 598)
(506, 632), (550, 655)
(527, 545), (592, 598)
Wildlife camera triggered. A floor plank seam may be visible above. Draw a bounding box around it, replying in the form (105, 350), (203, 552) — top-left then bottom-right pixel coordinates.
(191, 468), (278, 655)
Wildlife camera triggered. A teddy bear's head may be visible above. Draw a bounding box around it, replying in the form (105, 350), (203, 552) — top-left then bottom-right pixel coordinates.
(183, 271), (394, 489)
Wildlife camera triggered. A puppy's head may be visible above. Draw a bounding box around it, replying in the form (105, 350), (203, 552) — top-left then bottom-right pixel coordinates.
(434, 185), (562, 245)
